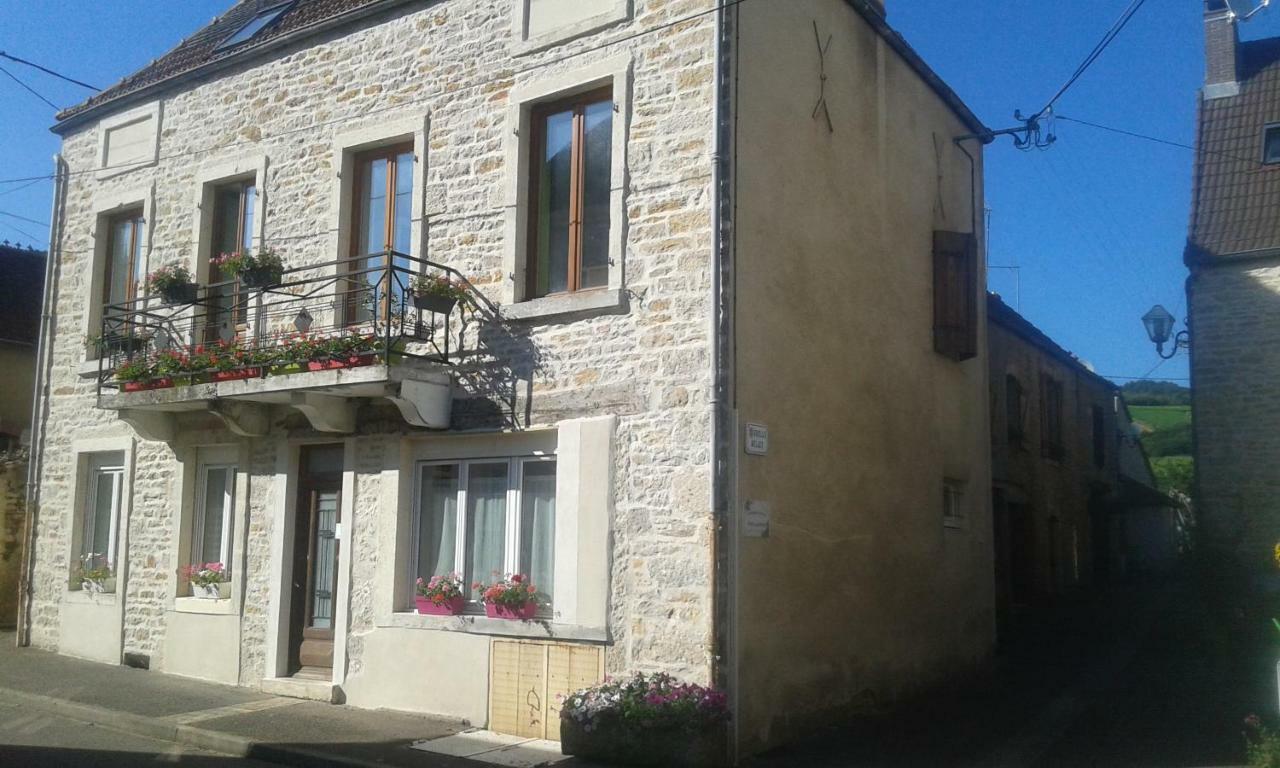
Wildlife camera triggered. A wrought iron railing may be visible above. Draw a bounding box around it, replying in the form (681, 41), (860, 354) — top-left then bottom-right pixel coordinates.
(94, 251), (494, 399)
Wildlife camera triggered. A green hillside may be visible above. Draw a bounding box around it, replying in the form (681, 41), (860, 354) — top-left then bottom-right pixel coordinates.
(1124, 393), (1193, 497)
(1129, 405), (1192, 432)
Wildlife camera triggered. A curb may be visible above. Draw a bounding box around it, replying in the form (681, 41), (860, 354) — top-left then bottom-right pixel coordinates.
(0, 685), (399, 768)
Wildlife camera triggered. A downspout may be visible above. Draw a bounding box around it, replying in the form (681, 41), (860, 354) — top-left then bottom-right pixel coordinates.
(18, 154), (67, 647)
(711, 0), (738, 762)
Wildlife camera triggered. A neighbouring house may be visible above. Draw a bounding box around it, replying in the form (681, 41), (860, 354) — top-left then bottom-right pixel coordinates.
(21, 0), (994, 757)
(1185, 0), (1280, 567)
(987, 294), (1174, 638)
(0, 243), (45, 629)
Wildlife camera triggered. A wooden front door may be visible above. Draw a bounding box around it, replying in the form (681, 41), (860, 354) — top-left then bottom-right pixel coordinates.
(288, 444), (344, 678)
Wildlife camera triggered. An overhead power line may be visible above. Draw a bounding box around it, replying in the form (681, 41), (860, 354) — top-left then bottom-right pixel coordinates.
(1059, 115), (1269, 166)
(0, 209), (50, 228)
(0, 51), (100, 91)
(0, 64), (60, 111)
(1034, 0), (1150, 121)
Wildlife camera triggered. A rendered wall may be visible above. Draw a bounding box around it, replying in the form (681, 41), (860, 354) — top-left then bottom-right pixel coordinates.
(0, 344), (36, 440)
(731, 0), (994, 753)
(0, 459), (25, 628)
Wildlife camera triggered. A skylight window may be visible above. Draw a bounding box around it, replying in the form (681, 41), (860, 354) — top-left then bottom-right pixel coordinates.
(214, 2), (293, 52)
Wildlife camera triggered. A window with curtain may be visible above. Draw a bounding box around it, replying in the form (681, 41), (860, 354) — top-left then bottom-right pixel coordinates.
(98, 210), (145, 359)
(190, 449), (237, 572)
(81, 451), (125, 569)
(526, 88), (613, 299)
(348, 145), (414, 324)
(207, 180), (256, 340)
(413, 457), (557, 610)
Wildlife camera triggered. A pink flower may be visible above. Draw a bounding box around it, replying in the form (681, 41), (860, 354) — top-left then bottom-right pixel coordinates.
(511, 574), (524, 583)
(206, 562), (224, 572)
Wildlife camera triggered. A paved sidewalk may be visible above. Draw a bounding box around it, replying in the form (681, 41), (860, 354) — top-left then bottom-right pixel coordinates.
(0, 633), (506, 767)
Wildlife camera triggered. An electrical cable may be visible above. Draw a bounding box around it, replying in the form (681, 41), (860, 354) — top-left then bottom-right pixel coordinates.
(0, 210), (50, 227)
(0, 0), (754, 187)
(0, 51), (100, 91)
(0, 179), (45, 198)
(1034, 0), (1149, 121)
(0, 64), (60, 111)
(1059, 115), (1267, 166)
(0, 220), (45, 246)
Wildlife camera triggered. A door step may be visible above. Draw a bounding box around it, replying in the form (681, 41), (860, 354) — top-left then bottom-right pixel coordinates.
(261, 675), (340, 703)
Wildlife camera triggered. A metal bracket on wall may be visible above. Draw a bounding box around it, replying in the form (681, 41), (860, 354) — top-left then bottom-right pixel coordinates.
(811, 20), (834, 133)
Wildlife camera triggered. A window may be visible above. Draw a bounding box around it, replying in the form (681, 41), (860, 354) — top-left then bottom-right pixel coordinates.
(942, 479), (965, 529)
(81, 452), (125, 568)
(1006, 374), (1025, 448)
(191, 450), (237, 571)
(1041, 376), (1065, 461)
(1264, 125), (1280, 164)
(526, 88), (613, 299)
(215, 2), (292, 52)
(348, 145), (414, 323)
(932, 230), (978, 362)
(414, 457), (557, 608)
(103, 210), (145, 310)
(207, 180), (256, 340)
(1092, 404), (1106, 469)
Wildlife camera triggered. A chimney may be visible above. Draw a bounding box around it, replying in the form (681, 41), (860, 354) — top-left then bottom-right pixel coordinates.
(1204, 0), (1241, 99)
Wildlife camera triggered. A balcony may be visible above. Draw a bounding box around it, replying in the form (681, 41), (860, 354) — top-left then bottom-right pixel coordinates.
(92, 252), (493, 440)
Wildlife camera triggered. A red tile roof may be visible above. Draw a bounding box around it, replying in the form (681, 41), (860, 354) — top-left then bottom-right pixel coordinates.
(54, 0), (397, 129)
(1188, 37), (1280, 262)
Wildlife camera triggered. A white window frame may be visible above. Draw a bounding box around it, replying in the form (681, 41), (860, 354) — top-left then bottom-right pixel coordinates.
(83, 456), (125, 568)
(411, 455), (557, 611)
(191, 461), (237, 571)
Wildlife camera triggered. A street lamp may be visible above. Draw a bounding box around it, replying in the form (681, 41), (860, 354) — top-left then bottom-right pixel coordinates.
(1142, 304), (1190, 359)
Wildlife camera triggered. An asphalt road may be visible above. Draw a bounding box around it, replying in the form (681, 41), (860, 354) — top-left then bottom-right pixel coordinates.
(0, 700), (277, 767)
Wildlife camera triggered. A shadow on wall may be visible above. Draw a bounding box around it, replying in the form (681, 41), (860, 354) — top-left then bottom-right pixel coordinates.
(450, 305), (547, 431)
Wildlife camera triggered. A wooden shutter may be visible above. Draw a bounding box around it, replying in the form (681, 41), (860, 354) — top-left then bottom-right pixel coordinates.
(933, 230), (978, 362)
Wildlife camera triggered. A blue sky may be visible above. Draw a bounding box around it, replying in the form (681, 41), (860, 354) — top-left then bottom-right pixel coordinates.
(3, 0), (1275, 384)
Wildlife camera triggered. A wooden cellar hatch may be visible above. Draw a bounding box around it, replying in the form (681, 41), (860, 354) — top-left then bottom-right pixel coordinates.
(488, 640), (604, 742)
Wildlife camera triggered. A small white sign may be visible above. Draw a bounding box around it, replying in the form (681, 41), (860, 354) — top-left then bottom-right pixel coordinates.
(745, 423), (769, 456)
(743, 500), (770, 538)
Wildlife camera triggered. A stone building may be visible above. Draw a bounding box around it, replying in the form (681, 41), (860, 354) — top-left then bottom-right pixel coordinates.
(20, 0), (993, 757)
(988, 295), (1172, 638)
(1186, 0), (1280, 566)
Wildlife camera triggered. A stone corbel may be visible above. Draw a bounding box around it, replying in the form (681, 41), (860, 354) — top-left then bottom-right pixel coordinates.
(118, 410), (176, 442)
(290, 393), (356, 434)
(209, 400), (271, 437)
(387, 377), (452, 429)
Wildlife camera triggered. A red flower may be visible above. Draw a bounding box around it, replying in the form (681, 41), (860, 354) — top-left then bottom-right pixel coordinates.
(511, 574), (523, 583)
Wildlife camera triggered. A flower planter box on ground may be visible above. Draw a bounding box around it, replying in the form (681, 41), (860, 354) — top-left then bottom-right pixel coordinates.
(210, 367), (262, 382)
(485, 602), (537, 620)
(306, 354), (377, 372)
(122, 378), (174, 392)
(413, 293), (458, 315)
(415, 596), (465, 615)
(240, 267), (283, 289)
(159, 284), (199, 305)
(191, 582), (230, 599)
(560, 717), (727, 768)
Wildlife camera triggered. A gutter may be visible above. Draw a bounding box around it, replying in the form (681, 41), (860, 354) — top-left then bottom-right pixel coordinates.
(52, 0), (422, 135)
(18, 154), (66, 647)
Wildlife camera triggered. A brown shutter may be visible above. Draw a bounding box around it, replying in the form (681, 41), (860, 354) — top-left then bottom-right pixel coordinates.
(933, 230), (978, 361)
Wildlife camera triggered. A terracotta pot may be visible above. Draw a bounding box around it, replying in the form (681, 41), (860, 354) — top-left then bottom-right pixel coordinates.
(415, 595), (465, 615)
(485, 601), (537, 620)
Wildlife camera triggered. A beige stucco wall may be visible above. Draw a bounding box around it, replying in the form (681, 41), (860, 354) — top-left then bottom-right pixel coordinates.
(730, 0), (994, 752)
(0, 459), (25, 628)
(1189, 261), (1280, 565)
(29, 0), (720, 724)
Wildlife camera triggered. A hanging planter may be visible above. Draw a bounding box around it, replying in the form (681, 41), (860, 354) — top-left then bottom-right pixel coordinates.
(147, 264), (199, 306)
(212, 249), (286, 290)
(240, 265), (283, 289)
(160, 283), (199, 305)
(411, 274), (468, 315)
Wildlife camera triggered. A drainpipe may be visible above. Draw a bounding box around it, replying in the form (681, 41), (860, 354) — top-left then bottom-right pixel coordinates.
(18, 154), (67, 647)
(710, 0), (738, 762)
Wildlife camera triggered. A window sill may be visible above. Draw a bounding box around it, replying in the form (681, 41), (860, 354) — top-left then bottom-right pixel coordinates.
(500, 289), (626, 323)
(78, 358), (110, 379)
(382, 610), (609, 643)
(172, 597), (237, 615)
(63, 589), (118, 606)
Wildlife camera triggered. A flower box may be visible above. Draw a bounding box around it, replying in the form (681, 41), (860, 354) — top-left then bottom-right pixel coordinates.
(240, 266), (283, 289)
(413, 293), (458, 315)
(81, 577), (116, 595)
(559, 717), (727, 768)
(191, 582), (230, 600)
(210, 367), (262, 382)
(122, 378), (174, 392)
(306, 353), (377, 372)
(159, 284), (199, 305)
(485, 601), (537, 620)
(269, 363), (307, 376)
(416, 596), (465, 615)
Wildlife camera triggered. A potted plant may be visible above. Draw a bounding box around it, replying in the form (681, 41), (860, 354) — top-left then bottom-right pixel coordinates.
(560, 673), (730, 768)
(207, 340), (263, 382)
(415, 572), (466, 615)
(411, 274), (468, 314)
(78, 553), (116, 594)
(146, 263), (198, 305)
(474, 573), (539, 620)
(116, 357), (169, 392)
(181, 562), (230, 599)
(212, 248), (286, 289)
